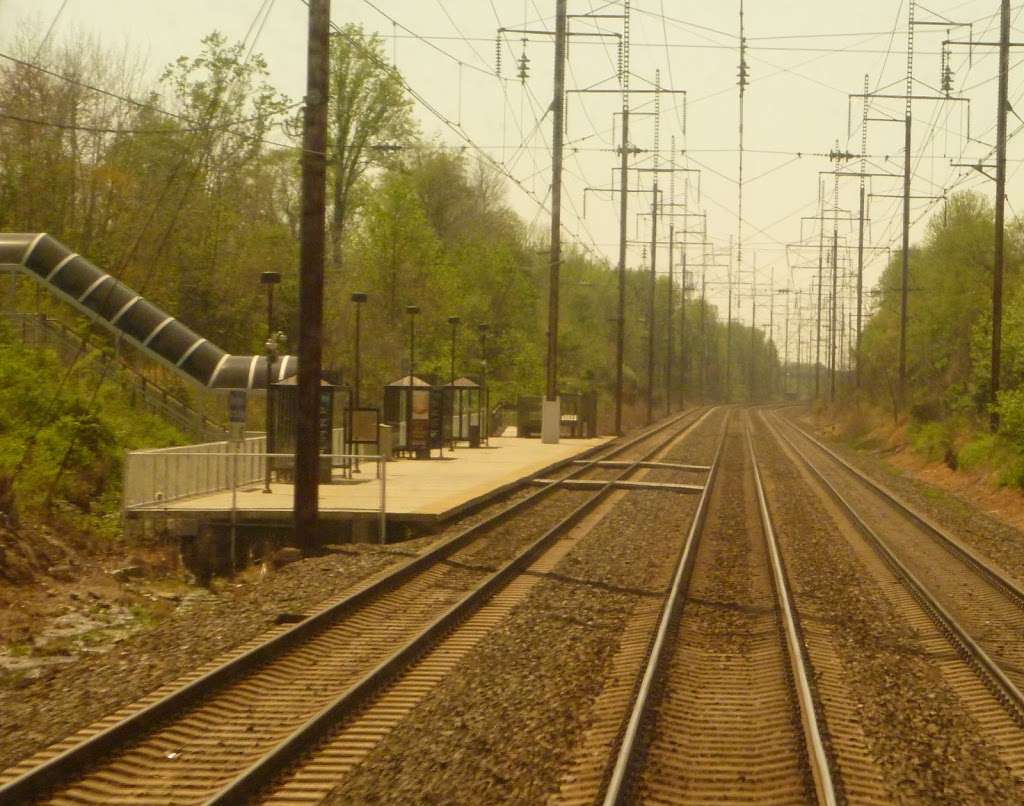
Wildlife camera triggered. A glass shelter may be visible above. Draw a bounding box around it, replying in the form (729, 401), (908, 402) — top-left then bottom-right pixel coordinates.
(444, 377), (482, 447)
(383, 375), (447, 458)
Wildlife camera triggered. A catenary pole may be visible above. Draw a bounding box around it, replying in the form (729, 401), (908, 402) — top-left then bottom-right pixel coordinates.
(614, 2), (630, 435)
(898, 0), (916, 414)
(295, 0), (330, 551)
(543, 0), (568, 443)
(992, 0), (1011, 430)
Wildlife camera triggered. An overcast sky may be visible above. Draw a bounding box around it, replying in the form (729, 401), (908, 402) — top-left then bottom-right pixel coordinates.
(0, 1), (1017, 347)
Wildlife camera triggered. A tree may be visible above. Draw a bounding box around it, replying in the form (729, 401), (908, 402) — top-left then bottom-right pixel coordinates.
(326, 23), (416, 271)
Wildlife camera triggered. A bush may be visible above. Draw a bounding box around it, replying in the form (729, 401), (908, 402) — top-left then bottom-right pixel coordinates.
(997, 388), (1024, 445)
(0, 332), (182, 538)
(907, 420), (954, 462)
(956, 431), (1024, 487)
(957, 434), (1000, 471)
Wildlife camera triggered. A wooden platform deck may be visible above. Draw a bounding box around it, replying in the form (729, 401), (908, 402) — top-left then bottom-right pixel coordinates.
(127, 436), (611, 524)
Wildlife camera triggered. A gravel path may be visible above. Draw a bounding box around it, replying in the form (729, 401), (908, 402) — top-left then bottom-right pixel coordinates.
(757, 416), (1022, 802)
(322, 414), (724, 805)
(788, 409), (1024, 587)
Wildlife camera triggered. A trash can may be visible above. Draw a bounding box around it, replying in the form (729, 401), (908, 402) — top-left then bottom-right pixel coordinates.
(468, 424), (481, 448)
(378, 424), (394, 460)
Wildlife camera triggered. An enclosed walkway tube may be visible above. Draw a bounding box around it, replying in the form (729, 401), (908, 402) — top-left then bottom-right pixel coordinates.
(0, 233), (296, 390)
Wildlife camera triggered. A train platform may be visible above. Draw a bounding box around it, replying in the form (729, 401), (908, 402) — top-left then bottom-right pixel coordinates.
(126, 436), (611, 531)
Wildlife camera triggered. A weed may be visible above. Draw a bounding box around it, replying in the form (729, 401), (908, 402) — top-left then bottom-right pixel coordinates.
(129, 604), (162, 629)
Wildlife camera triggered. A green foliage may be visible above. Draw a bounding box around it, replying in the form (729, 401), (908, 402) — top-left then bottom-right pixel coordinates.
(860, 191), (1020, 418)
(957, 433), (1000, 471)
(957, 431), (1024, 487)
(855, 191), (1024, 486)
(907, 420), (954, 463)
(0, 331), (182, 537)
(0, 24), (780, 452)
(997, 387), (1024, 443)
(327, 23), (417, 268)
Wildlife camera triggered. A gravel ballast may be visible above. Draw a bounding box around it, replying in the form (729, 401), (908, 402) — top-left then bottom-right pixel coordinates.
(791, 410), (1024, 586)
(0, 543), (431, 772)
(323, 412), (725, 804)
(757, 417), (1022, 802)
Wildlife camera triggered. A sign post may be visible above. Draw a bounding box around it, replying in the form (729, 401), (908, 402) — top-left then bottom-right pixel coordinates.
(228, 390), (247, 576)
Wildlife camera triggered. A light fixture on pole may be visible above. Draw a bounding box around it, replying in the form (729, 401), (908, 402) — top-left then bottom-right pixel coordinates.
(448, 316), (461, 448)
(406, 305), (420, 455)
(260, 271), (281, 494)
(477, 323), (490, 445)
(351, 292), (368, 407)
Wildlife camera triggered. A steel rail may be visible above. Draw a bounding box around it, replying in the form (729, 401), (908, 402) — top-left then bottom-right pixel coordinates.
(762, 411), (1024, 727)
(206, 407), (719, 803)
(601, 411), (729, 806)
(778, 412), (1024, 611)
(0, 407), (711, 804)
(746, 417), (839, 806)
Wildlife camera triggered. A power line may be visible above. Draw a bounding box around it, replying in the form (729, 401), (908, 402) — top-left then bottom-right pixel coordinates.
(33, 0), (71, 62)
(0, 50), (304, 151)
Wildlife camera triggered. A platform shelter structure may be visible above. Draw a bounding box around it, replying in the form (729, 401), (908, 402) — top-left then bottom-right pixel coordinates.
(444, 377), (482, 447)
(383, 375), (447, 458)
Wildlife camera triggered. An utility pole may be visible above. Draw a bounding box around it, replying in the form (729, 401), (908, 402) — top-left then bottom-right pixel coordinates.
(796, 291), (804, 396)
(295, 0), (330, 551)
(768, 266), (775, 397)
(647, 180), (658, 424)
(830, 225), (839, 402)
(543, 0), (568, 444)
(856, 74), (868, 389)
(992, 0), (1010, 430)
(646, 69), (661, 425)
(815, 186), (824, 398)
(666, 221), (674, 415)
(898, 0), (914, 415)
(782, 285), (791, 395)
(733, 1), (749, 404)
(726, 237), (734, 401)
(849, 6), (969, 410)
(700, 264), (707, 403)
(830, 163), (840, 403)
(614, 2), (631, 435)
(680, 244), (687, 409)
(749, 274), (757, 402)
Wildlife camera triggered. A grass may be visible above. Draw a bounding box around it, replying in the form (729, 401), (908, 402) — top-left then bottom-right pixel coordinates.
(5, 642), (31, 657)
(957, 432), (1024, 487)
(0, 668), (29, 688)
(128, 603), (166, 629)
(31, 636), (75, 657)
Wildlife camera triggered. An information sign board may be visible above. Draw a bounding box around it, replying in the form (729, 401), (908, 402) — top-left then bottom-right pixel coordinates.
(349, 408), (380, 445)
(228, 390), (247, 443)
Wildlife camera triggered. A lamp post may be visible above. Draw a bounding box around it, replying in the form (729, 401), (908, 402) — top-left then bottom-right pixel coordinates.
(477, 323), (490, 445)
(260, 271), (281, 494)
(351, 292), (367, 406)
(406, 305), (419, 455)
(448, 316), (461, 448)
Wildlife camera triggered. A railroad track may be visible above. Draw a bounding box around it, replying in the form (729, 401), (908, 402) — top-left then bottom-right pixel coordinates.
(768, 410), (1024, 717)
(597, 410), (838, 805)
(759, 409), (1024, 792)
(0, 407), (713, 805)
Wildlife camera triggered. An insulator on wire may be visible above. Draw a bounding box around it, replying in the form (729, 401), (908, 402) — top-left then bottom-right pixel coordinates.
(517, 39), (530, 84)
(495, 34), (502, 77)
(941, 37), (954, 95)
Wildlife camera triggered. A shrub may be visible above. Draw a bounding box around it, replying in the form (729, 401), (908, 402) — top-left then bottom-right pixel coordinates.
(907, 420), (954, 462)
(957, 431), (1024, 487)
(0, 331), (182, 538)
